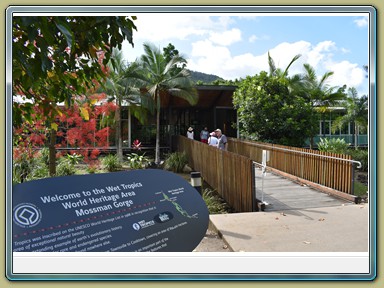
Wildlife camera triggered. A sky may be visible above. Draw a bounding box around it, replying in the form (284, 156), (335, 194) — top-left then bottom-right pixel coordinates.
(121, 13), (370, 96)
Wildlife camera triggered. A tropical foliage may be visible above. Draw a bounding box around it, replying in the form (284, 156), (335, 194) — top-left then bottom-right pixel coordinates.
(233, 71), (315, 147)
(101, 154), (122, 172)
(12, 16), (136, 125)
(299, 63), (346, 147)
(13, 93), (116, 178)
(13, 16), (137, 175)
(127, 153), (150, 169)
(317, 138), (349, 154)
(164, 152), (188, 173)
(332, 87), (368, 149)
(137, 42), (198, 164)
(102, 48), (153, 162)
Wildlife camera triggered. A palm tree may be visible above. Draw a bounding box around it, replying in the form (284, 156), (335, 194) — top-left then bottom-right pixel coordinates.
(268, 51), (302, 79)
(138, 42), (198, 165)
(268, 51), (304, 95)
(332, 87), (368, 149)
(300, 63), (346, 148)
(103, 48), (152, 162)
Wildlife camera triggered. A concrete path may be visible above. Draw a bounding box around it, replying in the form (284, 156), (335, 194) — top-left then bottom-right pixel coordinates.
(209, 169), (369, 252)
(210, 204), (369, 252)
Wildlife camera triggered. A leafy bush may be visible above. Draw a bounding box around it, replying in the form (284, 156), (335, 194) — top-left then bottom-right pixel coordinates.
(39, 147), (50, 166)
(347, 149), (368, 172)
(202, 189), (231, 214)
(102, 154), (122, 172)
(127, 153), (150, 169)
(65, 153), (83, 165)
(56, 158), (76, 176)
(164, 152), (188, 173)
(13, 148), (49, 183)
(86, 163), (99, 174)
(13, 152), (35, 184)
(317, 138), (349, 154)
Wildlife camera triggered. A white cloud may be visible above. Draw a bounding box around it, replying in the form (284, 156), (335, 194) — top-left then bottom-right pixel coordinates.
(306, 41), (336, 69)
(324, 60), (365, 90)
(248, 35), (258, 43)
(340, 47), (351, 54)
(188, 39), (366, 94)
(133, 14), (213, 41)
(121, 15), (368, 94)
(123, 14), (237, 62)
(209, 28), (242, 46)
(354, 17), (368, 28)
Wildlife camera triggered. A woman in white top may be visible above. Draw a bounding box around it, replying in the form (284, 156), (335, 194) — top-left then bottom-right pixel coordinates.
(186, 127), (194, 140)
(208, 132), (218, 147)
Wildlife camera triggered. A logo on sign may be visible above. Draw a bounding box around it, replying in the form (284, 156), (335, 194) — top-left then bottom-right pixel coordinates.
(13, 203), (42, 228)
(154, 211), (174, 223)
(132, 223), (141, 231)
(132, 219), (155, 231)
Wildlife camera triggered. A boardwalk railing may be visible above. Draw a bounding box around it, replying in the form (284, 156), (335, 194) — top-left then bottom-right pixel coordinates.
(228, 138), (359, 195)
(177, 136), (254, 212)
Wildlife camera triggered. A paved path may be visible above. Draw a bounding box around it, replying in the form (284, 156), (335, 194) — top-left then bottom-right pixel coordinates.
(210, 204), (369, 252)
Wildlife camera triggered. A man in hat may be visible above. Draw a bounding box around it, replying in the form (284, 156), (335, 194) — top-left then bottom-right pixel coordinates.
(215, 128), (227, 150)
(186, 127), (194, 140)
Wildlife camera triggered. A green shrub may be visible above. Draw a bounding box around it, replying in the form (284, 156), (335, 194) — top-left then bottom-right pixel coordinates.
(353, 181), (368, 197)
(86, 164), (99, 174)
(56, 158), (76, 176)
(39, 147), (50, 166)
(127, 153), (150, 169)
(102, 154), (122, 172)
(202, 189), (231, 214)
(28, 162), (49, 180)
(13, 153), (35, 184)
(348, 149), (368, 172)
(164, 152), (188, 173)
(13, 148), (50, 183)
(317, 138), (349, 154)
(65, 153), (83, 165)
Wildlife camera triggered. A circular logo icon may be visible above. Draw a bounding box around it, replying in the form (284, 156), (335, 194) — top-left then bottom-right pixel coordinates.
(13, 203), (42, 228)
(132, 223), (141, 231)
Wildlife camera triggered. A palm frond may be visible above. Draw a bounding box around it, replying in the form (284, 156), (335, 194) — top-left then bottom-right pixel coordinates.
(283, 54), (301, 77)
(268, 51), (276, 76)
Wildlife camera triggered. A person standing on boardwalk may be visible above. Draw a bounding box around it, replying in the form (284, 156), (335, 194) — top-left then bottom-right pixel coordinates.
(215, 128), (228, 150)
(208, 131), (218, 147)
(200, 126), (210, 144)
(187, 127), (194, 140)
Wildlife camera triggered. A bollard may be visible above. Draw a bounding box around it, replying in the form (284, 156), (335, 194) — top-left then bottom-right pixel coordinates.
(190, 172), (202, 195)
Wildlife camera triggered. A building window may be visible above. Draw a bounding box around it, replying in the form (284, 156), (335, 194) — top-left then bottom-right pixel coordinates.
(320, 120), (331, 135)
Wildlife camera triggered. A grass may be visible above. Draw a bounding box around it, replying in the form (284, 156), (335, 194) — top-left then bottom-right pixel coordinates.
(353, 181), (368, 197)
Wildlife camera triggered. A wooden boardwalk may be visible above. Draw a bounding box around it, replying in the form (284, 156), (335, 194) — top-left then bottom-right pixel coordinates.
(254, 167), (350, 212)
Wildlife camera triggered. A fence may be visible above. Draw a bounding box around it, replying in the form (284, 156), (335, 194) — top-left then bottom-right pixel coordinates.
(228, 138), (357, 194)
(177, 136), (254, 212)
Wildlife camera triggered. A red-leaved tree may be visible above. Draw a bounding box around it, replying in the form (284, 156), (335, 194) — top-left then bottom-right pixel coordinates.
(13, 93), (117, 174)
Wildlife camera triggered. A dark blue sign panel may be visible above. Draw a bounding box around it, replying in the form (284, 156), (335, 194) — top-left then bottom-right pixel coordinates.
(12, 169), (209, 252)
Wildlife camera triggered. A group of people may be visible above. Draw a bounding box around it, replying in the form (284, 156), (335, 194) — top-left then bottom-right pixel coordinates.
(186, 126), (227, 150)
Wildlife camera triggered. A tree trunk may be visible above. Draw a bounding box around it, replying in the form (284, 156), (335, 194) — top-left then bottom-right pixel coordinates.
(155, 90), (161, 165)
(49, 128), (57, 176)
(115, 103), (123, 162)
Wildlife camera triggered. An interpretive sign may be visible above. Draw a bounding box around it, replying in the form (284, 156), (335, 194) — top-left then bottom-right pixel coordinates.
(12, 169), (209, 252)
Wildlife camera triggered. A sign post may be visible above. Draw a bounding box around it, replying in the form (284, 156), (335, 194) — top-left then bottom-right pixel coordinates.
(261, 150), (270, 205)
